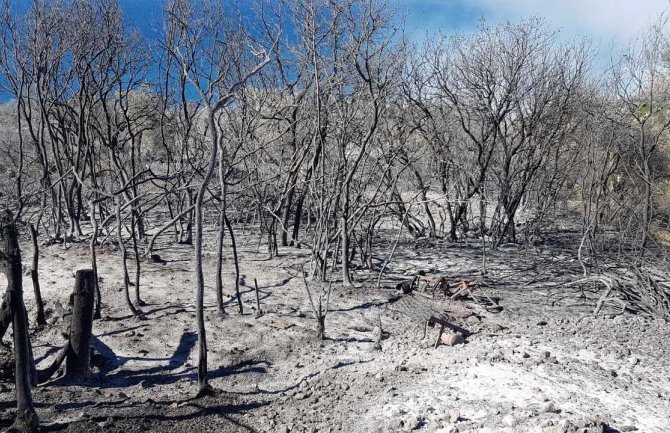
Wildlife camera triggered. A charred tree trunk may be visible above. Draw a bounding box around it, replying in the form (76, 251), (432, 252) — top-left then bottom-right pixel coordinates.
(281, 187), (295, 247)
(340, 214), (352, 287)
(254, 278), (263, 317)
(215, 206), (226, 316)
(192, 110), (220, 396)
(449, 202), (467, 241)
(130, 213), (144, 306)
(28, 224), (46, 327)
(267, 217), (278, 258)
(1, 210), (39, 432)
(65, 270), (95, 381)
(224, 214), (243, 315)
(182, 189), (194, 245)
(215, 149), (227, 316)
(291, 191), (306, 247)
(116, 201), (140, 317)
(0, 291), (11, 341)
(90, 202), (101, 320)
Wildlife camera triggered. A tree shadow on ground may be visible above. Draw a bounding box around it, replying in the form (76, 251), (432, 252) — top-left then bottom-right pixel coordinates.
(327, 335), (375, 343)
(231, 358), (371, 397)
(40, 398), (267, 432)
(93, 331), (197, 388)
(329, 298), (395, 313)
(207, 359), (271, 380)
(141, 303), (193, 319)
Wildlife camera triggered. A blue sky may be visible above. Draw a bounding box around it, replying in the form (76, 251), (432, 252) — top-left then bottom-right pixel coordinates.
(10, 0), (669, 48)
(3, 0), (668, 97)
(116, 0), (670, 41)
(0, 0), (664, 102)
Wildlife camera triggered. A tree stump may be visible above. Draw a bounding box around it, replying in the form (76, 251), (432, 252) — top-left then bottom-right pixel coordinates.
(65, 269), (95, 381)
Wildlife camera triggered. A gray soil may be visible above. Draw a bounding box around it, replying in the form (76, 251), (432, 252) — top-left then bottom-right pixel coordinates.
(0, 227), (668, 433)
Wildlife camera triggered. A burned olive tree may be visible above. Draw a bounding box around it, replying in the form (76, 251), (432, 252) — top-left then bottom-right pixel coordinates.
(417, 19), (589, 244)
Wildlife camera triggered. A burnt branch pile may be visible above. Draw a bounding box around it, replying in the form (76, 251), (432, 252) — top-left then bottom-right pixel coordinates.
(573, 267), (670, 319)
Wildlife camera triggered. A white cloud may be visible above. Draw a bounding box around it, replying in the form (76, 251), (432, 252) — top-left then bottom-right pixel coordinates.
(403, 0), (670, 69)
(463, 0), (667, 43)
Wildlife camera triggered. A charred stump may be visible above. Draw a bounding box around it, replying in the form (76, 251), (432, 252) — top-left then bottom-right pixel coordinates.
(65, 270), (95, 381)
(38, 269), (96, 384)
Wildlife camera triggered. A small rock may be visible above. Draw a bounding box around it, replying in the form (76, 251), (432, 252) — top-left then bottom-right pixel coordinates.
(96, 418), (113, 428)
(542, 402), (560, 413)
(502, 414), (516, 427)
(403, 415), (422, 431)
(440, 333), (465, 347)
(449, 409), (460, 423)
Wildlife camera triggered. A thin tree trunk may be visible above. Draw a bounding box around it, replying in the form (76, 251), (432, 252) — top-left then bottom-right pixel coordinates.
(215, 143), (227, 316)
(116, 201), (140, 317)
(281, 187), (295, 247)
(215, 207), (226, 316)
(224, 214), (243, 315)
(254, 278), (262, 317)
(130, 213), (144, 306)
(193, 111), (220, 395)
(90, 202), (101, 319)
(183, 189), (194, 245)
(292, 191), (306, 247)
(28, 224), (46, 327)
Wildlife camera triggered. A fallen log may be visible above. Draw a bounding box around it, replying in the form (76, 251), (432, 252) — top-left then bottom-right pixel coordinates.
(391, 292), (473, 347)
(568, 266), (670, 318)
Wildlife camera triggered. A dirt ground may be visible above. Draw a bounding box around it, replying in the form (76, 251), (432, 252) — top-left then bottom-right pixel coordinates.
(0, 225), (669, 433)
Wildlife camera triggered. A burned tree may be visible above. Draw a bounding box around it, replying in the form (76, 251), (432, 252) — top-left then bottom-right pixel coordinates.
(0, 210), (39, 432)
(163, 0), (277, 395)
(302, 265), (331, 340)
